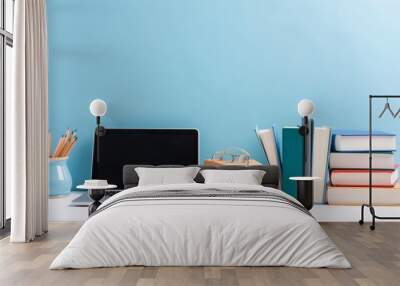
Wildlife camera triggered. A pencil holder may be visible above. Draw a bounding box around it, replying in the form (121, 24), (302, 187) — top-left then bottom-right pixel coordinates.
(49, 157), (72, 197)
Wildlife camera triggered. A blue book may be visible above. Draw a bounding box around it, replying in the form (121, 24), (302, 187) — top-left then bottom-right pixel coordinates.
(282, 127), (304, 198)
(332, 130), (396, 152)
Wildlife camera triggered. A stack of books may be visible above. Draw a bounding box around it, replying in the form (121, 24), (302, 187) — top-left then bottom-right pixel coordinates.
(256, 125), (331, 203)
(327, 130), (399, 205)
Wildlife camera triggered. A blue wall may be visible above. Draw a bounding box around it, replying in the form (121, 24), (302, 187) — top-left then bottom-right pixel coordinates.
(47, 0), (400, 187)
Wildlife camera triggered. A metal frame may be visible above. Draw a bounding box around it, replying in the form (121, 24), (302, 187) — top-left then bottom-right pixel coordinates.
(359, 95), (400, 231)
(0, 0), (13, 230)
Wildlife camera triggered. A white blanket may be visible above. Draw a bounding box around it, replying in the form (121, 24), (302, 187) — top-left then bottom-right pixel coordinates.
(50, 183), (350, 269)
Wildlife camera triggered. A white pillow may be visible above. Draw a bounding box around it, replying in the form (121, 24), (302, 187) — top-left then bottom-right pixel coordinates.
(135, 167), (200, 186)
(200, 169), (266, 185)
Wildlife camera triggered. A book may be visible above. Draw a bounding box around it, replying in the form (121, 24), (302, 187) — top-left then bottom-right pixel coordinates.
(311, 127), (331, 203)
(330, 169), (399, 187)
(327, 184), (400, 206)
(330, 152), (395, 170)
(282, 127), (304, 197)
(332, 130), (396, 152)
(255, 126), (281, 168)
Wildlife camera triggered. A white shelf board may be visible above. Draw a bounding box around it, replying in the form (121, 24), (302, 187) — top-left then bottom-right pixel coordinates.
(48, 191), (88, 222)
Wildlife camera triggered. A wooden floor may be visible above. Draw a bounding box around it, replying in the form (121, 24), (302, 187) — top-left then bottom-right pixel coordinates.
(1, 222), (400, 286)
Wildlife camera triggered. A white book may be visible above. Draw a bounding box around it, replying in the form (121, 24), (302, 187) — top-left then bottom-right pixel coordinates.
(330, 169), (399, 187)
(330, 152), (395, 170)
(327, 185), (400, 206)
(311, 127), (331, 203)
(333, 131), (396, 152)
(255, 127), (281, 168)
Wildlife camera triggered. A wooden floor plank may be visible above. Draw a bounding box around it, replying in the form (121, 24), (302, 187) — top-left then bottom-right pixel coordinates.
(0, 222), (399, 286)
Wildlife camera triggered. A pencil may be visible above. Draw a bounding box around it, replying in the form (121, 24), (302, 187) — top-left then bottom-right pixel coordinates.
(59, 135), (67, 157)
(59, 136), (67, 157)
(65, 129), (72, 142)
(61, 129), (73, 156)
(63, 136), (77, 156)
(60, 136), (72, 157)
(53, 136), (64, 158)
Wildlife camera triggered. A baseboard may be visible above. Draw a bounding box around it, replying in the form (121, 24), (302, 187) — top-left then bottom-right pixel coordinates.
(311, 204), (400, 222)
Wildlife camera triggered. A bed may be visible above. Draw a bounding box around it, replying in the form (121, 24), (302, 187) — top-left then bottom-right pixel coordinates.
(50, 165), (350, 269)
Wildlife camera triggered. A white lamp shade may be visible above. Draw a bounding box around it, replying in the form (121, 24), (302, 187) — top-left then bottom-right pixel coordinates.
(90, 99), (107, 117)
(297, 99), (315, 117)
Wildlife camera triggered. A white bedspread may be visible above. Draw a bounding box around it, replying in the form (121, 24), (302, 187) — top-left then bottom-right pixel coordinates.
(50, 183), (350, 269)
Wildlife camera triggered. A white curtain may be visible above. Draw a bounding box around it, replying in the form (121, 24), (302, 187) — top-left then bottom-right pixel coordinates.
(9, 0), (49, 242)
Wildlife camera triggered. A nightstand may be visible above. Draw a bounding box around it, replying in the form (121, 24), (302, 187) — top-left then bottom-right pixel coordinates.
(77, 184), (117, 215)
(289, 177), (320, 210)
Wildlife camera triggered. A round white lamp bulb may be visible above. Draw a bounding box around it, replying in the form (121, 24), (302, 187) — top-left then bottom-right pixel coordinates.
(297, 99), (315, 117)
(90, 99), (107, 117)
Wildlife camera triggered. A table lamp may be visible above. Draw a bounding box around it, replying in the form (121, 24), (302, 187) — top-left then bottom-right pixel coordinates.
(90, 99), (107, 163)
(298, 99), (315, 176)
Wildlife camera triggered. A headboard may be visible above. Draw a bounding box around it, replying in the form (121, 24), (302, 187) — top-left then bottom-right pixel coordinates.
(92, 129), (199, 189)
(123, 165), (280, 189)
